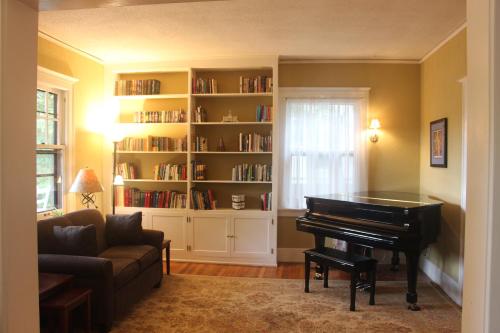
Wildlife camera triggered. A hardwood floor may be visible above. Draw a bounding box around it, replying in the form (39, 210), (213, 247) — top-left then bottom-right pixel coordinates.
(164, 261), (415, 281)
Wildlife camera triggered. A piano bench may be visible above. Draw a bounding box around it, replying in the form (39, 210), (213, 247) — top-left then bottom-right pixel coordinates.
(304, 247), (377, 311)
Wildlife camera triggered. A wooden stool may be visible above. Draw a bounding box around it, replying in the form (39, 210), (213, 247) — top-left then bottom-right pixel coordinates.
(162, 239), (171, 275)
(40, 287), (92, 333)
(304, 247), (377, 311)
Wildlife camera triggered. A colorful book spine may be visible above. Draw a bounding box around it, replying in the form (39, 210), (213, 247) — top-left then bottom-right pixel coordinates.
(118, 136), (186, 152)
(153, 163), (187, 181)
(231, 164), (272, 182)
(239, 76), (273, 93)
(192, 77), (218, 94)
(191, 161), (208, 180)
(260, 192), (272, 211)
(115, 162), (137, 179)
(115, 79), (161, 96)
(133, 109), (186, 123)
(190, 189), (216, 210)
(238, 132), (272, 152)
(119, 188), (186, 208)
(256, 105), (272, 122)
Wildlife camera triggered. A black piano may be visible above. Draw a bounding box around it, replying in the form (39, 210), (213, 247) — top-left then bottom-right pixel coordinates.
(296, 191), (442, 310)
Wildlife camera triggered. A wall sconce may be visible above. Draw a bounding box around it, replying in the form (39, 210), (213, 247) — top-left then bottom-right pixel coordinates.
(369, 119), (381, 143)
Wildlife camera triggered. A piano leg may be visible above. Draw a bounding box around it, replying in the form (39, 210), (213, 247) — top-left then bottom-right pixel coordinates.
(405, 251), (421, 311)
(391, 250), (400, 271)
(314, 235), (326, 279)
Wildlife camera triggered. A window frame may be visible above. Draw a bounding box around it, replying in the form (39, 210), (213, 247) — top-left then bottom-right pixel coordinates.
(37, 67), (78, 220)
(278, 87), (370, 215)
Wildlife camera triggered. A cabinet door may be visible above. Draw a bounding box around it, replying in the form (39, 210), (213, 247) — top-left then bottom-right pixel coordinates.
(151, 213), (187, 258)
(231, 217), (271, 258)
(190, 215), (231, 258)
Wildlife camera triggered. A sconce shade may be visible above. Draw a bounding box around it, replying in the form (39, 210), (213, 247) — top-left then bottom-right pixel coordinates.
(69, 168), (104, 193)
(369, 118), (381, 129)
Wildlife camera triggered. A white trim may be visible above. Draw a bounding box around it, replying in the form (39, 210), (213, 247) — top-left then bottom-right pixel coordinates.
(279, 58), (420, 65)
(277, 248), (307, 262)
(38, 31), (104, 64)
(420, 22), (467, 63)
(37, 66), (79, 87)
(279, 87), (371, 99)
(458, 77), (467, 305)
(420, 257), (462, 305)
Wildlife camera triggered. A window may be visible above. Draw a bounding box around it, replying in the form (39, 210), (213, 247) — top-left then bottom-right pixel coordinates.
(36, 88), (65, 213)
(280, 88), (368, 210)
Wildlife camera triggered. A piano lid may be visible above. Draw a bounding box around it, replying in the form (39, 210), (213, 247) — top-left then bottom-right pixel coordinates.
(305, 191), (443, 209)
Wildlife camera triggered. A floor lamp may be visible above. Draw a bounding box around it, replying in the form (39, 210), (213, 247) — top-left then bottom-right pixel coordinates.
(111, 128), (125, 215)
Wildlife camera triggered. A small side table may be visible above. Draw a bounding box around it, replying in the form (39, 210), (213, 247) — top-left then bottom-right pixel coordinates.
(40, 287), (92, 333)
(162, 239), (171, 275)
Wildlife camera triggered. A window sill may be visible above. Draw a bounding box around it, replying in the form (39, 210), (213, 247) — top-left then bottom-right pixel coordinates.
(278, 209), (306, 218)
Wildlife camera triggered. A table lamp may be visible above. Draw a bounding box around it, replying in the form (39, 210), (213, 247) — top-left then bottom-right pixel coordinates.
(69, 168), (104, 209)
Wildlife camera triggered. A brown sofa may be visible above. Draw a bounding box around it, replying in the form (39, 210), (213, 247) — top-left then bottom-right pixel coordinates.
(38, 209), (164, 332)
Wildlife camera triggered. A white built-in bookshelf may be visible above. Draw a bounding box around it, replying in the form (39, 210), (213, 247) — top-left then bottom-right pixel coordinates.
(109, 61), (278, 266)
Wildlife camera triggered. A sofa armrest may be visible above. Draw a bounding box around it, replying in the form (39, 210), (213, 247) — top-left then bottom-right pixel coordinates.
(39, 254), (113, 278)
(142, 229), (164, 254)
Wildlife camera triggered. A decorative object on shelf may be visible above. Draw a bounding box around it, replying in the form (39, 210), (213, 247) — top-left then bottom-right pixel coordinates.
(193, 136), (208, 152)
(231, 163), (272, 182)
(256, 105), (272, 122)
(231, 194), (245, 210)
(238, 132), (272, 152)
(260, 192), (272, 211)
(430, 118), (448, 168)
(191, 189), (216, 210)
(216, 137), (225, 151)
(133, 109), (185, 123)
(193, 106), (207, 123)
(69, 168), (104, 209)
(368, 118), (381, 143)
(191, 161), (208, 180)
(115, 79), (160, 96)
(192, 77), (217, 94)
(239, 75), (273, 93)
(222, 109), (238, 122)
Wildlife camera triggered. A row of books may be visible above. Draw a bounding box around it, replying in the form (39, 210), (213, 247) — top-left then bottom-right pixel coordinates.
(191, 160), (208, 180)
(192, 106), (208, 123)
(115, 79), (161, 96)
(191, 189), (216, 210)
(132, 109), (186, 123)
(118, 136), (187, 152)
(231, 164), (272, 182)
(192, 78), (218, 94)
(153, 163), (187, 181)
(256, 105), (272, 122)
(116, 187), (186, 208)
(193, 136), (208, 152)
(238, 132), (272, 152)
(260, 192), (272, 211)
(116, 162), (137, 179)
(240, 76), (273, 93)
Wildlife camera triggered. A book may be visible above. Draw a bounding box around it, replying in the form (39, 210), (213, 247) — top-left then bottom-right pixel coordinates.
(115, 162), (137, 179)
(260, 192), (272, 211)
(118, 136), (187, 152)
(118, 188), (186, 208)
(153, 163), (187, 180)
(238, 132), (272, 152)
(192, 77), (218, 94)
(256, 105), (272, 122)
(191, 160), (208, 180)
(192, 106), (208, 123)
(239, 76), (273, 93)
(115, 79), (161, 96)
(193, 136), (208, 152)
(133, 109), (186, 123)
(190, 189), (216, 210)
(231, 163), (272, 182)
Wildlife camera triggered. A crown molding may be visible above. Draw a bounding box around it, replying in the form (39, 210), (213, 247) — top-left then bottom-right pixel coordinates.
(38, 31), (104, 65)
(419, 22), (467, 63)
(279, 58), (420, 65)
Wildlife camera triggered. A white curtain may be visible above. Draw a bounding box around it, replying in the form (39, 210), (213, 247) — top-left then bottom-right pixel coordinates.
(280, 98), (366, 209)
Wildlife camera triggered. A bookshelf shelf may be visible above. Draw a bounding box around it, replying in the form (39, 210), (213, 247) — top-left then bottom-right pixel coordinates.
(120, 122), (188, 125)
(192, 180), (272, 184)
(123, 179), (188, 183)
(191, 122), (272, 126)
(191, 151), (272, 154)
(117, 151), (188, 154)
(115, 93), (189, 100)
(191, 93), (272, 98)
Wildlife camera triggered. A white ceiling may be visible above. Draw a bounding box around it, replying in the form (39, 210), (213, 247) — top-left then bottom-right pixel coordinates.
(38, 0), (466, 64)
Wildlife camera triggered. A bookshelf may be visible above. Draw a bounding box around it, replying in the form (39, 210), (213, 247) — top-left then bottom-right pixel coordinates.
(110, 61), (278, 266)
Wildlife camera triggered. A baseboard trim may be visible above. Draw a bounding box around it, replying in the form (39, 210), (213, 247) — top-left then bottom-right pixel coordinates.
(420, 257), (462, 305)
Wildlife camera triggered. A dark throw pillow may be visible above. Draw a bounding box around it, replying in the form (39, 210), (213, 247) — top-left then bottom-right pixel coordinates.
(53, 224), (98, 257)
(105, 212), (143, 246)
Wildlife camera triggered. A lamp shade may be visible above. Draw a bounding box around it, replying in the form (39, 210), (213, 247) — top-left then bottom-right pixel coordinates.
(69, 168), (104, 193)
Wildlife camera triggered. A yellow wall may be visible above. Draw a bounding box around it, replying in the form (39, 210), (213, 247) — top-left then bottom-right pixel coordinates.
(278, 63), (421, 248)
(420, 29), (466, 281)
(37, 36), (105, 210)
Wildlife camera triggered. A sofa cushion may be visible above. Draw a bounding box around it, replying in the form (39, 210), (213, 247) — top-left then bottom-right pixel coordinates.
(105, 257), (140, 289)
(105, 212), (143, 246)
(99, 245), (159, 271)
(53, 225), (98, 256)
(65, 209), (108, 254)
(37, 216), (71, 254)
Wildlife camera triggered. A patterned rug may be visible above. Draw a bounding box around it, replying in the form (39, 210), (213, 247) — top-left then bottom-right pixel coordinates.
(111, 274), (461, 333)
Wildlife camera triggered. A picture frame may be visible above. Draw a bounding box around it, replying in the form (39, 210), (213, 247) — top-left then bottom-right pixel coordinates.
(430, 118), (448, 168)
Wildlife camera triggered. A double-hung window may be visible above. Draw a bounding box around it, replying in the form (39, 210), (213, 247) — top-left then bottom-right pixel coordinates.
(36, 87), (65, 213)
(280, 88), (369, 210)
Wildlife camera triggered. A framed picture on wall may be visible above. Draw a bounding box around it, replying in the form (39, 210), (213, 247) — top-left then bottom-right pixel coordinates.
(430, 118), (448, 167)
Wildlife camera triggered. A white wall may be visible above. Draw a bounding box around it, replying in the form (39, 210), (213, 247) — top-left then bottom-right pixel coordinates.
(0, 0), (39, 332)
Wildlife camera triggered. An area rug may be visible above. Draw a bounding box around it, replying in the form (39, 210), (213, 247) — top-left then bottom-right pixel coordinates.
(111, 274), (461, 333)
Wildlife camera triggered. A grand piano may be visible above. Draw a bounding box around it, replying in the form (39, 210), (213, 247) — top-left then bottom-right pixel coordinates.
(296, 191), (442, 310)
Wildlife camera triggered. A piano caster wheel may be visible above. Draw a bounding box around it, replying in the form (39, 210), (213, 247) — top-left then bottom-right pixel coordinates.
(314, 272), (323, 280)
(390, 264), (400, 272)
(408, 303), (421, 311)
